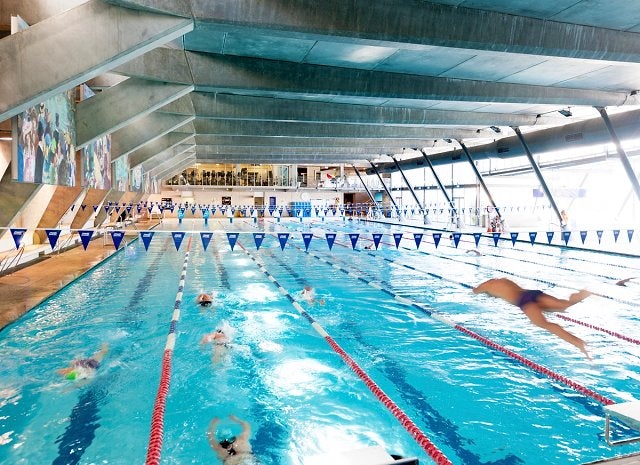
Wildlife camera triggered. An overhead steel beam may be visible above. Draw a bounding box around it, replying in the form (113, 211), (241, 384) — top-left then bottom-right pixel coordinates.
(182, 0), (640, 63)
(77, 78), (193, 149)
(597, 107), (640, 202)
(351, 165), (381, 214)
(368, 161), (400, 216)
(458, 141), (500, 217)
(391, 156), (424, 213)
(513, 127), (563, 225)
(418, 149), (457, 214)
(193, 119), (480, 139)
(111, 113), (195, 161)
(194, 154), (370, 164)
(167, 93), (568, 126)
(0, 0), (193, 121)
(186, 53), (627, 107)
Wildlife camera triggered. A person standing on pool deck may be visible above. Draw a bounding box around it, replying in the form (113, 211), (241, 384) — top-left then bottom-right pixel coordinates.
(472, 278), (592, 358)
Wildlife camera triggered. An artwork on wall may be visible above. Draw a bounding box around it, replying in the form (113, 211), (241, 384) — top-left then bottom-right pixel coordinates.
(14, 90), (77, 186)
(80, 85), (111, 189)
(113, 155), (129, 192)
(130, 165), (143, 192)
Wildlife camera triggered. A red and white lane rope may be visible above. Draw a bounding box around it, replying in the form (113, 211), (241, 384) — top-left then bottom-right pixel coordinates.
(237, 242), (453, 465)
(145, 235), (193, 465)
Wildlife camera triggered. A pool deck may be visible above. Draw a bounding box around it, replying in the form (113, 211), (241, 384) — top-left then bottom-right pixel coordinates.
(0, 220), (159, 332)
(583, 452), (640, 464)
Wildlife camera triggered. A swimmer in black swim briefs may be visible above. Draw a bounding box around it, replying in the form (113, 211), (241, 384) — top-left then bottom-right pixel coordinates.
(473, 278), (592, 358)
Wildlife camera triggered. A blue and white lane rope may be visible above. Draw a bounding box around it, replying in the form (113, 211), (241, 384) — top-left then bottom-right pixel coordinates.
(146, 235), (193, 465)
(236, 241), (453, 465)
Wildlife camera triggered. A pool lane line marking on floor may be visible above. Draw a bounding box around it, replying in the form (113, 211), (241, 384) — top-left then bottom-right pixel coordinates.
(145, 235), (193, 465)
(236, 242), (453, 465)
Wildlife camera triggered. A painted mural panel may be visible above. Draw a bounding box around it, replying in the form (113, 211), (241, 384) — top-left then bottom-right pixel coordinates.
(113, 155), (129, 192)
(81, 85), (112, 189)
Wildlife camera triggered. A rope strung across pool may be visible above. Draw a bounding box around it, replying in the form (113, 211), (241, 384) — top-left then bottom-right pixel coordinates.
(145, 235), (192, 465)
(285, 238), (616, 407)
(237, 241), (453, 465)
(306, 219), (640, 346)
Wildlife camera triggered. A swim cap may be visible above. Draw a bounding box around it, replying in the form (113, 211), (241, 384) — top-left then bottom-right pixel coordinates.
(65, 371), (77, 380)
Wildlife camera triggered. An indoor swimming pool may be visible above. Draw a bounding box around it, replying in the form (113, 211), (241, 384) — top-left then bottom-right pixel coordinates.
(1, 217), (639, 465)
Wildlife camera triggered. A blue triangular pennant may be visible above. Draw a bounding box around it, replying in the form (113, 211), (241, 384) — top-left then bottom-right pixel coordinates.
(92, 205), (98, 212)
(136, 206), (141, 214)
(452, 232), (462, 248)
(393, 233), (403, 249)
(492, 232), (501, 246)
(126, 206), (132, 213)
(71, 205), (75, 211)
(325, 233), (336, 250)
(278, 233), (290, 250)
(613, 229), (620, 243)
(104, 206), (110, 213)
(78, 230), (94, 250)
(191, 207), (196, 215)
(580, 231), (588, 244)
(200, 232), (212, 251)
(373, 233), (383, 250)
(81, 204), (86, 211)
(172, 232), (185, 251)
(562, 231), (571, 245)
(510, 232), (519, 246)
(628, 229), (634, 243)
(433, 233), (441, 248)
(147, 206), (153, 213)
(473, 232), (482, 247)
(227, 233), (238, 251)
(528, 231), (537, 245)
(110, 231), (125, 250)
(413, 233), (423, 249)
(10, 228), (27, 249)
(115, 207), (121, 214)
(546, 231), (554, 244)
(140, 231), (154, 250)
(302, 233), (313, 251)
(596, 230), (603, 244)
(253, 233), (265, 250)
(45, 229), (61, 250)
(349, 233), (359, 249)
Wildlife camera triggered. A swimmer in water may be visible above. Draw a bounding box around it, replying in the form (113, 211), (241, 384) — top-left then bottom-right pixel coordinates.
(197, 293), (214, 308)
(201, 328), (231, 364)
(473, 278), (592, 359)
(57, 343), (109, 380)
(300, 285), (325, 306)
(208, 415), (261, 465)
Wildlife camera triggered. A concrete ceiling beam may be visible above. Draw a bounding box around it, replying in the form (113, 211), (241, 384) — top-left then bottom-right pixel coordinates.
(111, 112), (195, 161)
(128, 131), (194, 167)
(185, 53), (629, 107)
(193, 118), (480, 139)
(140, 143), (195, 173)
(77, 77), (193, 148)
(193, 134), (431, 149)
(0, 0), (193, 121)
(171, 92), (567, 126)
(182, 0), (640, 63)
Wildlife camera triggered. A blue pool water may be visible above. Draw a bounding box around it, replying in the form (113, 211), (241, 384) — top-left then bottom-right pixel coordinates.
(1, 217), (639, 465)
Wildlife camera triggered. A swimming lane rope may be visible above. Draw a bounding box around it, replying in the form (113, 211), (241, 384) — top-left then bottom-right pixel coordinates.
(279, 237), (615, 408)
(305, 221), (640, 338)
(145, 235), (193, 465)
(236, 241), (453, 465)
